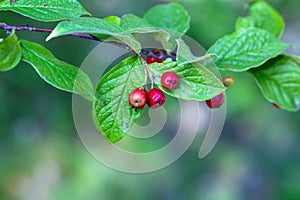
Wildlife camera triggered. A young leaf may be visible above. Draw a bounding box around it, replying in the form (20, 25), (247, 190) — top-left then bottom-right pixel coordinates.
(21, 40), (94, 101)
(250, 55), (300, 112)
(0, 0), (90, 22)
(46, 17), (141, 53)
(104, 16), (121, 25)
(207, 28), (288, 72)
(144, 3), (190, 49)
(0, 32), (21, 72)
(149, 59), (225, 101)
(236, 0), (284, 37)
(93, 56), (146, 143)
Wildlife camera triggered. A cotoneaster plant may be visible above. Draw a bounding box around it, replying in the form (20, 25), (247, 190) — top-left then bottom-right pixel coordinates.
(0, 0), (299, 143)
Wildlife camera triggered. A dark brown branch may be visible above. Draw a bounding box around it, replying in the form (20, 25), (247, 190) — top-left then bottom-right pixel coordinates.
(0, 22), (177, 60)
(0, 22), (139, 52)
(0, 22), (100, 41)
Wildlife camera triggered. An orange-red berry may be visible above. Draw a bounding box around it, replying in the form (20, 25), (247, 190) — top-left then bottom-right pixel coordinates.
(222, 76), (235, 87)
(128, 88), (147, 109)
(147, 88), (166, 109)
(161, 72), (179, 90)
(206, 92), (225, 109)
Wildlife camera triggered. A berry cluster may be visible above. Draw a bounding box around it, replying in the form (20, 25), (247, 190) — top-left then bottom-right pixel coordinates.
(128, 51), (180, 110)
(130, 50), (236, 111)
(128, 71), (179, 109)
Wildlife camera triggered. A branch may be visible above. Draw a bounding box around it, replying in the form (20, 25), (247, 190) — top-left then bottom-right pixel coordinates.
(0, 22), (134, 51)
(0, 22), (100, 41)
(0, 22), (176, 60)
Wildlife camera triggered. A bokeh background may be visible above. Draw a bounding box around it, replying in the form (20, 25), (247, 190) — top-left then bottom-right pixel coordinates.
(1, 0), (300, 199)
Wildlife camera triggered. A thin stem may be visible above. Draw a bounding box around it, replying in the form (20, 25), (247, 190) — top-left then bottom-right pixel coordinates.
(139, 55), (154, 89)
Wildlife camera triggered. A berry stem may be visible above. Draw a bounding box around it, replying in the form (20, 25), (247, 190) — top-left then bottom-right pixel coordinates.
(139, 55), (154, 88)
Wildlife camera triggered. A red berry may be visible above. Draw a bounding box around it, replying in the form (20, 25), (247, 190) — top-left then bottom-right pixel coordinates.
(128, 88), (147, 109)
(205, 92), (225, 109)
(222, 76), (235, 87)
(272, 103), (280, 109)
(161, 72), (179, 90)
(147, 88), (166, 109)
(146, 50), (165, 64)
(146, 56), (164, 64)
(156, 57), (164, 63)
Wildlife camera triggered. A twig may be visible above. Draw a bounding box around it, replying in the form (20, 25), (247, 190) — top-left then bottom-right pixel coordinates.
(0, 22), (100, 41)
(139, 55), (154, 88)
(0, 22), (135, 52)
(0, 22), (175, 59)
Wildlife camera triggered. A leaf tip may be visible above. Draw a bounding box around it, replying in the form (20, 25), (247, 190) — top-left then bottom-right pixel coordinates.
(45, 31), (56, 42)
(45, 36), (51, 42)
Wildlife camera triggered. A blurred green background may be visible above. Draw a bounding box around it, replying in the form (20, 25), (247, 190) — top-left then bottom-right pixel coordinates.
(1, 0), (300, 199)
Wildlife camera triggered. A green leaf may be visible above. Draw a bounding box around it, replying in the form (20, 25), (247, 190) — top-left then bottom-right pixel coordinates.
(207, 28), (288, 72)
(120, 14), (169, 37)
(46, 17), (141, 53)
(149, 59), (225, 101)
(0, 0), (90, 22)
(95, 16), (122, 40)
(93, 56), (146, 143)
(21, 39), (94, 101)
(120, 14), (170, 48)
(144, 3), (190, 35)
(250, 55), (300, 112)
(0, 32), (21, 72)
(120, 14), (154, 32)
(144, 3), (190, 49)
(236, 0), (284, 37)
(176, 38), (216, 66)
